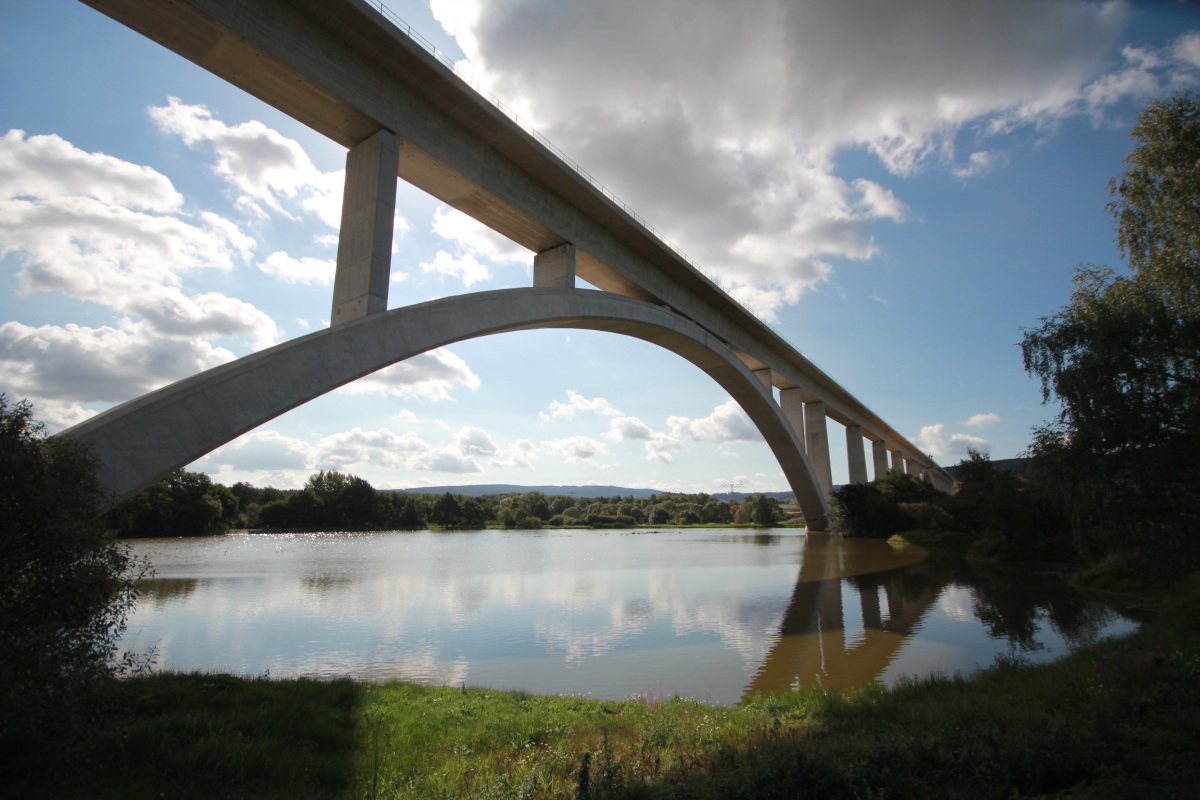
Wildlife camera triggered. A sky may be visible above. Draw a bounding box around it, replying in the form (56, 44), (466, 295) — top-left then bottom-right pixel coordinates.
(2, 0), (1199, 495)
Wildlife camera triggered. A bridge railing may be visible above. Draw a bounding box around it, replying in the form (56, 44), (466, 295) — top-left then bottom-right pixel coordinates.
(364, 3), (787, 333)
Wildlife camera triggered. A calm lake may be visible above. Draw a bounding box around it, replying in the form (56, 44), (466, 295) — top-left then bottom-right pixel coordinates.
(118, 529), (1141, 705)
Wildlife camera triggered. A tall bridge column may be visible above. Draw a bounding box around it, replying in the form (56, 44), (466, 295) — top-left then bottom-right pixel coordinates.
(331, 130), (400, 326)
(890, 449), (904, 472)
(905, 458), (919, 477)
(871, 440), (889, 481)
(780, 388), (805, 453)
(534, 243), (575, 287)
(805, 401), (834, 499)
(845, 425), (868, 484)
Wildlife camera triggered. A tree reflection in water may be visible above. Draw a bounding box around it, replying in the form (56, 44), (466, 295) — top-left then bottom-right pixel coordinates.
(744, 535), (1139, 697)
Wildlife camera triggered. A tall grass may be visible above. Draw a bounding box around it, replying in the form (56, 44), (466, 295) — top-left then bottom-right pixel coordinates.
(19, 605), (1200, 799)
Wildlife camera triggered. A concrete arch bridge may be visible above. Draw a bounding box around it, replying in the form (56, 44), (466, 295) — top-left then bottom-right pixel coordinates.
(64, 0), (953, 529)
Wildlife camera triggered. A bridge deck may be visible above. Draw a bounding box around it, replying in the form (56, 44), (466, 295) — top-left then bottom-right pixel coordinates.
(80, 0), (946, 478)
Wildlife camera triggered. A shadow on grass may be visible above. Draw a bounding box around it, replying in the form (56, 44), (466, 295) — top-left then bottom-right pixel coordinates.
(45, 672), (364, 800)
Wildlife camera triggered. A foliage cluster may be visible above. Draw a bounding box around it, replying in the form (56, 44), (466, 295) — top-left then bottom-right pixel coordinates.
(107, 471), (790, 535)
(1021, 92), (1200, 575)
(0, 396), (144, 775)
(831, 454), (1072, 560)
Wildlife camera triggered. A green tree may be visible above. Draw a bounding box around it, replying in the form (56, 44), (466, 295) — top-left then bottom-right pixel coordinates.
(430, 492), (464, 528)
(1021, 92), (1200, 567)
(105, 469), (230, 537)
(0, 396), (145, 768)
(702, 500), (733, 523)
(750, 494), (783, 525)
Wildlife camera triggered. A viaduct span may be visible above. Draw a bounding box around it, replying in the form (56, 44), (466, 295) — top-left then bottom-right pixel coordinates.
(64, 0), (952, 530)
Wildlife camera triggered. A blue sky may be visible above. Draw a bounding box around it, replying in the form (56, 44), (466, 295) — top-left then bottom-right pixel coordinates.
(2, 0), (1199, 493)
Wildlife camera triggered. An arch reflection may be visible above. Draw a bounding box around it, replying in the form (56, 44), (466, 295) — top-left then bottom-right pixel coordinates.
(745, 535), (941, 696)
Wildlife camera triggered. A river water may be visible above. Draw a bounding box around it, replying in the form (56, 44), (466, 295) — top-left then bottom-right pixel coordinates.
(118, 529), (1141, 705)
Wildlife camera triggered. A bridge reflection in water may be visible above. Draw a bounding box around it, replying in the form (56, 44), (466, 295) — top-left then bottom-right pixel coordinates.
(747, 535), (944, 697)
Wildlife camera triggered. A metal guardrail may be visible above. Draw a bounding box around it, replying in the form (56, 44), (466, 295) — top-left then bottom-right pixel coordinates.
(364, 2), (779, 328)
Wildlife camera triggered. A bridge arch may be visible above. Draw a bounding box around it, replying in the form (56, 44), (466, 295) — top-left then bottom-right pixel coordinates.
(60, 287), (831, 529)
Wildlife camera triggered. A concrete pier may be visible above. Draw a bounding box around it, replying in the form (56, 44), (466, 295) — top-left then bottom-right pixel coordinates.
(846, 426), (868, 484)
(533, 243), (576, 288)
(871, 439), (889, 480)
(331, 129), (400, 325)
(780, 388), (805, 453)
(805, 401), (834, 499)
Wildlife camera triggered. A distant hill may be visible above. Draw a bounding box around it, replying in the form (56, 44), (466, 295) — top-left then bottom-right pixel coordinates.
(397, 484), (795, 502)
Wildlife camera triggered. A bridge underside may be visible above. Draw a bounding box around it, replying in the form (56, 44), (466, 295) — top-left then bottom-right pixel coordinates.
(62, 288), (833, 530)
(77, 0), (952, 495)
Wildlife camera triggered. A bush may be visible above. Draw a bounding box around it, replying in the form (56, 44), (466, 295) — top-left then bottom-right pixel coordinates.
(831, 483), (912, 537)
(0, 396), (146, 772)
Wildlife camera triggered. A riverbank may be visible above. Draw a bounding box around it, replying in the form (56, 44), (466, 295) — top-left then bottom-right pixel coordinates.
(21, 582), (1200, 800)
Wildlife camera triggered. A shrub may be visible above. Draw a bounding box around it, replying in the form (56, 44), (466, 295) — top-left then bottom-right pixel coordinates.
(0, 396), (146, 772)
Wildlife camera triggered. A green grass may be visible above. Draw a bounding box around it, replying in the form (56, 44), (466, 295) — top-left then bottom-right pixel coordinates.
(20, 587), (1200, 799)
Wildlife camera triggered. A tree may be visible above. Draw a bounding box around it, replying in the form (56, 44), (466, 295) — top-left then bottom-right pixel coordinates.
(1021, 92), (1200, 566)
(106, 470), (232, 537)
(430, 492), (464, 528)
(0, 396), (145, 768)
(751, 494), (782, 526)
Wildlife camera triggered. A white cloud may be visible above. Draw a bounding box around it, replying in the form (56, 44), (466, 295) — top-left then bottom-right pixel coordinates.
(0, 128), (182, 210)
(196, 429), (318, 472)
(0, 320), (234, 402)
(149, 96), (345, 227)
(338, 348), (481, 401)
(0, 128), (279, 350)
(914, 423), (989, 460)
(541, 435), (610, 465)
(415, 449), (482, 473)
(668, 400), (760, 444)
(606, 415), (682, 464)
(431, 205), (532, 264)
(607, 416), (653, 441)
(489, 438), (537, 469)
(428, 0), (1199, 315)
(1174, 32), (1200, 69)
(963, 412), (1001, 428)
(539, 389), (621, 421)
(318, 426), (432, 469)
(953, 151), (996, 179)
(455, 425), (498, 456)
(258, 250), (335, 285)
(17, 398), (97, 434)
(419, 249), (490, 287)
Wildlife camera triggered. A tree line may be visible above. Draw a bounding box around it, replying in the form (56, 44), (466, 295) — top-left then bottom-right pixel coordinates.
(103, 468), (790, 536)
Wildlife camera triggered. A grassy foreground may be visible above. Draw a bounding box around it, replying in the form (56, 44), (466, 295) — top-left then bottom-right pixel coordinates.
(23, 591), (1200, 799)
